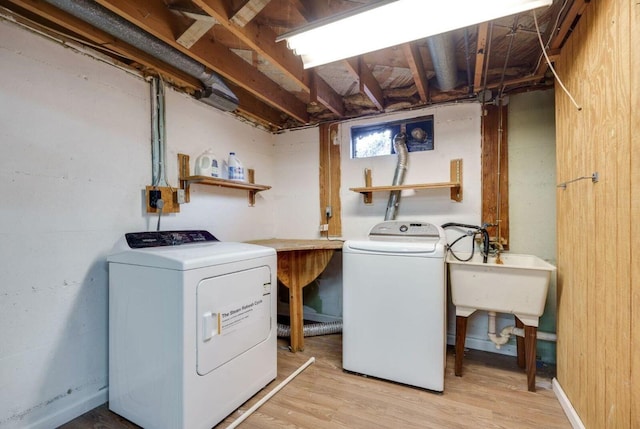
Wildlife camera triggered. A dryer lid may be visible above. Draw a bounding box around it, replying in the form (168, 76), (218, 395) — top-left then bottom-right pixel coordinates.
(108, 234), (275, 270)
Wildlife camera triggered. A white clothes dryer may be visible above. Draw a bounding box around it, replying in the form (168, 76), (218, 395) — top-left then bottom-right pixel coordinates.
(342, 221), (447, 391)
(107, 230), (277, 429)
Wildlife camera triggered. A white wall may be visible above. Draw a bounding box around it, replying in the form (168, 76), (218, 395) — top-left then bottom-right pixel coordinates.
(0, 19), (275, 429)
(338, 103), (482, 238)
(273, 127), (320, 238)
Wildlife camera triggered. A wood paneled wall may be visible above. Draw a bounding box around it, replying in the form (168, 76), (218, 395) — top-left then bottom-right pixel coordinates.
(555, 0), (639, 427)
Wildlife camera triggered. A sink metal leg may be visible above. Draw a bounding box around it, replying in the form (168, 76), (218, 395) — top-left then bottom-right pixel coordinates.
(454, 316), (468, 376)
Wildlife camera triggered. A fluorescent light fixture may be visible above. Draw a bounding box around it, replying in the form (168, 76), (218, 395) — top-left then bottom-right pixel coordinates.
(276, 0), (552, 69)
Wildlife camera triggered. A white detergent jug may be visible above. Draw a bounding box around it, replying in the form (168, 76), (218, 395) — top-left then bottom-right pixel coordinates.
(194, 150), (221, 178)
(227, 152), (245, 181)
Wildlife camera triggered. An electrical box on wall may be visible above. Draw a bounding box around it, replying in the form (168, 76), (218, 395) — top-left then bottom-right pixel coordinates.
(145, 186), (180, 213)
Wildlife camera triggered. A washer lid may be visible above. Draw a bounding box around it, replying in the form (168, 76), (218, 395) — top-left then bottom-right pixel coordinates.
(108, 238), (274, 270)
(344, 239), (442, 254)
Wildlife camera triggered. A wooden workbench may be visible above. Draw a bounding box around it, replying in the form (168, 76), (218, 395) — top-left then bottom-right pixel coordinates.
(247, 239), (344, 352)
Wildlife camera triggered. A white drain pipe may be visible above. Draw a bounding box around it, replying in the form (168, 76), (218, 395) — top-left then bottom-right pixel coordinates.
(487, 312), (557, 349)
(225, 357), (315, 429)
(487, 312), (511, 349)
(511, 327), (558, 342)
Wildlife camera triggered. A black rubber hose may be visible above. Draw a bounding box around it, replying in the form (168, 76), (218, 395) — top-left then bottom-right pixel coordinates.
(441, 222), (489, 263)
(441, 222), (482, 230)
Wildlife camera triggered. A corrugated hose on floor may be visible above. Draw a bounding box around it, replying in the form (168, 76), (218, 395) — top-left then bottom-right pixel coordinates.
(277, 321), (342, 338)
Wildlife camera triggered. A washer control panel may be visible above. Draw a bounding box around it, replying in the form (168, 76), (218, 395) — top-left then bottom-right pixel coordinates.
(125, 230), (218, 248)
(369, 221), (441, 238)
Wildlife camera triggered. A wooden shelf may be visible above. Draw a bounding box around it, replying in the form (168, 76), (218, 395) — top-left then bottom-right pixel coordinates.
(178, 153), (271, 206)
(350, 159), (463, 203)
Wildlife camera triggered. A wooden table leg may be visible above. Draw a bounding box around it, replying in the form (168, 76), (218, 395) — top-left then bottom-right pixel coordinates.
(455, 316), (468, 376)
(515, 317), (526, 369)
(276, 248), (336, 353)
(524, 325), (538, 392)
(288, 283), (304, 352)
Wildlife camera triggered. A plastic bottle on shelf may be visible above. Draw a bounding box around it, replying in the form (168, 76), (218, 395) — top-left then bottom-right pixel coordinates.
(194, 149), (220, 178)
(227, 152), (245, 181)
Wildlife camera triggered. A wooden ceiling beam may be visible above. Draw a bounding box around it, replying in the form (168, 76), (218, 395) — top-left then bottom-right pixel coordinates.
(94, 0), (308, 123)
(174, 11), (216, 49)
(193, 0), (306, 89)
(402, 43), (429, 103)
(345, 58), (384, 111)
(193, 0), (343, 118)
(535, 0), (588, 75)
(550, 0), (589, 50)
(473, 22), (489, 92)
(228, 82), (286, 130)
(229, 0), (272, 27)
(310, 71), (344, 117)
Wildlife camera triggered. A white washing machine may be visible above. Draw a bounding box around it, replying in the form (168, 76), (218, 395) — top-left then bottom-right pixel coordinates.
(342, 221), (447, 391)
(107, 230), (277, 429)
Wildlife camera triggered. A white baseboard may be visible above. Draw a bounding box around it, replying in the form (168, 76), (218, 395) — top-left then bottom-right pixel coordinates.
(24, 388), (107, 429)
(552, 378), (585, 429)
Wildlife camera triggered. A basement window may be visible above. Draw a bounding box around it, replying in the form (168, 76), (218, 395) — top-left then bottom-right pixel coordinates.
(350, 115), (434, 158)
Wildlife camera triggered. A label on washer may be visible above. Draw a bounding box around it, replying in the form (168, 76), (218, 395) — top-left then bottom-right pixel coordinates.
(218, 295), (268, 336)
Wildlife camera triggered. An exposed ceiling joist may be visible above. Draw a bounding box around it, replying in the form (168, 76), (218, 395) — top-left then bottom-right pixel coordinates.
(402, 42), (429, 103)
(192, 0), (343, 118)
(473, 22), (489, 91)
(345, 58), (384, 110)
(94, 0), (308, 123)
(174, 10), (216, 49)
(551, 0), (589, 50)
(193, 0), (307, 88)
(535, 0), (589, 75)
(230, 0), (272, 27)
(0, 0), (581, 131)
(227, 82), (286, 129)
(310, 71), (345, 117)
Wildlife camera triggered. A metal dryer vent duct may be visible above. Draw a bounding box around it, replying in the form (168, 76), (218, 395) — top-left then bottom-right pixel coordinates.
(427, 32), (458, 91)
(43, 0), (239, 111)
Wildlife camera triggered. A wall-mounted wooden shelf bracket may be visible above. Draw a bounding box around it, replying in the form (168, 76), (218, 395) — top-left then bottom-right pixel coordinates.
(350, 159), (463, 203)
(178, 153), (271, 206)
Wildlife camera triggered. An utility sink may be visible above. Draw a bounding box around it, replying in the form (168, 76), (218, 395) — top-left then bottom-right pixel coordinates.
(446, 252), (556, 327)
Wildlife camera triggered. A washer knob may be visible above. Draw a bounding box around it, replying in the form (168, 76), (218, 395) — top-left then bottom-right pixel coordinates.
(399, 224), (408, 232)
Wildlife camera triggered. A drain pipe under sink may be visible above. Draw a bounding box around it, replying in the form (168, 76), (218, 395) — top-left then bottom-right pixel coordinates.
(487, 312), (557, 349)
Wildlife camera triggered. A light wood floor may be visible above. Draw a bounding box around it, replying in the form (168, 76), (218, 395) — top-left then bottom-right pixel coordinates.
(61, 335), (570, 429)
